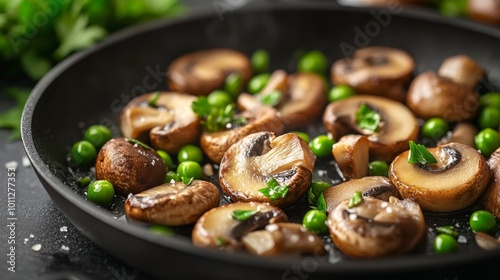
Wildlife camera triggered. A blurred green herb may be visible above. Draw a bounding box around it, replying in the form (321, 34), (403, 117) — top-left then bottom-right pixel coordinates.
(191, 97), (247, 133)
(0, 87), (30, 140)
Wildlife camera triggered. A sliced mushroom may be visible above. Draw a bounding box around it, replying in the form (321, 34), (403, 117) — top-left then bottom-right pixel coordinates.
(327, 196), (425, 258)
(120, 92), (200, 153)
(167, 49), (252, 95)
(332, 135), (370, 180)
(200, 106), (284, 163)
(219, 132), (316, 208)
(95, 138), (166, 194)
(238, 71), (326, 129)
(389, 142), (491, 212)
(482, 148), (500, 217)
(468, 0), (500, 25)
(192, 202), (287, 249)
(323, 95), (419, 162)
(475, 232), (500, 250)
(124, 180), (219, 226)
(242, 223), (326, 256)
(323, 176), (398, 213)
(331, 47), (414, 101)
(438, 123), (478, 148)
(407, 55), (483, 122)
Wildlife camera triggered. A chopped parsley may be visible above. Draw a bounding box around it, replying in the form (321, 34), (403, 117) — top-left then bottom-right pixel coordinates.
(231, 210), (258, 221)
(259, 178), (289, 200)
(191, 97), (246, 132)
(355, 103), (381, 132)
(347, 191), (363, 208)
(408, 141), (438, 164)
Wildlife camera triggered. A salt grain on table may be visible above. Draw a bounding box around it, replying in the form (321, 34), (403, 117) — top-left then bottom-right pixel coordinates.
(22, 156), (31, 167)
(458, 235), (468, 243)
(32, 244), (42, 251)
(60, 226), (68, 232)
(61, 245), (69, 251)
(5, 161), (18, 170)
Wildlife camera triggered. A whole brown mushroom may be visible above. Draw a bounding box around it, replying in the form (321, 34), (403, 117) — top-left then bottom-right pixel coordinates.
(95, 138), (166, 194)
(482, 148), (500, 217)
(468, 0), (500, 25)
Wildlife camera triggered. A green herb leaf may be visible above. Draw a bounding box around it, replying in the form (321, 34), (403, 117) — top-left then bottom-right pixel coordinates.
(126, 138), (151, 150)
(191, 97), (211, 117)
(0, 87), (30, 141)
(192, 98), (247, 132)
(215, 236), (227, 246)
(232, 210), (258, 221)
(76, 176), (92, 187)
(408, 141), (438, 164)
(181, 176), (194, 186)
(436, 226), (459, 238)
(259, 90), (282, 107)
(355, 103), (381, 132)
(148, 92), (160, 107)
(150, 224), (174, 236)
(259, 178), (289, 200)
(347, 191), (363, 208)
(317, 193), (326, 213)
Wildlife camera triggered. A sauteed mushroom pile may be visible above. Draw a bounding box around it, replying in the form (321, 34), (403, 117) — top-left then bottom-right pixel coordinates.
(67, 46), (500, 260)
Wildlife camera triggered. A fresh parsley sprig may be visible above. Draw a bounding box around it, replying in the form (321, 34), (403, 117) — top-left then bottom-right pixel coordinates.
(347, 191), (363, 208)
(259, 178), (289, 200)
(408, 141), (438, 164)
(356, 103), (381, 132)
(191, 97), (246, 132)
(232, 210), (258, 221)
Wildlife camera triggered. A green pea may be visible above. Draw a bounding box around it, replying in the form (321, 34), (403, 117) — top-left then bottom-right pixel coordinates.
(177, 145), (203, 164)
(470, 210), (497, 233)
(433, 234), (459, 254)
(70, 140), (97, 166)
(479, 107), (500, 130)
(248, 73), (271, 94)
(177, 161), (203, 180)
(87, 180), (115, 205)
(224, 72), (243, 98)
(480, 92), (500, 109)
(251, 49), (269, 74)
(207, 90), (233, 108)
(474, 128), (500, 157)
(309, 135), (335, 158)
(368, 160), (389, 177)
(438, 0), (467, 17)
(302, 210), (328, 235)
(422, 118), (449, 140)
(298, 50), (327, 75)
(156, 150), (174, 170)
(307, 180), (331, 205)
(328, 85), (356, 103)
(150, 225), (174, 236)
(83, 125), (112, 149)
(291, 131), (310, 143)
(164, 171), (180, 183)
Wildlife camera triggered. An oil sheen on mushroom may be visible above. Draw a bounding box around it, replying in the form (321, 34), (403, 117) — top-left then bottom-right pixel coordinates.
(219, 132), (316, 208)
(192, 202), (287, 250)
(125, 180), (220, 226)
(389, 142), (491, 212)
(482, 148), (500, 217)
(327, 196), (425, 258)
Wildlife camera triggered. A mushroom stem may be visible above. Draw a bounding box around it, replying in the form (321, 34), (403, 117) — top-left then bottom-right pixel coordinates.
(437, 55), (485, 88)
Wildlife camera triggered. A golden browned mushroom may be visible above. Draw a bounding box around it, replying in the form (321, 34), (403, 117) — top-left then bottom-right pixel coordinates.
(332, 135), (370, 180)
(407, 55), (483, 122)
(192, 202), (287, 249)
(331, 47), (414, 101)
(95, 138), (166, 194)
(120, 92), (200, 153)
(200, 106), (284, 163)
(242, 223), (326, 256)
(124, 180), (219, 226)
(482, 148), (500, 217)
(475, 232), (500, 250)
(468, 0), (500, 25)
(438, 123), (478, 148)
(389, 142), (491, 212)
(323, 95), (419, 162)
(238, 70), (326, 129)
(327, 196), (425, 258)
(323, 176), (398, 213)
(167, 49), (252, 95)
(219, 132), (316, 208)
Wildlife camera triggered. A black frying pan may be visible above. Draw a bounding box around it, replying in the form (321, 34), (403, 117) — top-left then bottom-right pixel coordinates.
(22, 2), (500, 279)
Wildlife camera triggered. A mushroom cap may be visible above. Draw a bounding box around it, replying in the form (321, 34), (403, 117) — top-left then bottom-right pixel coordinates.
(482, 148), (500, 217)
(119, 92), (200, 154)
(468, 0), (500, 25)
(242, 223), (326, 256)
(389, 142), (491, 212)
(327, 196), (425, 258)
(167, 49), (252, 96)
(238, 71), (326, 129)
(438, 122), (478, 148)
(124, 180), (220, 226)
(437, 55), (485, 89)
(323, 95), (419, 162)
(200, 106), (285, 163)
(219, 132), (315, 208)
(331, 46), (414, 101)
(406, 72), (480, 122)
(324, 176), (398, 213)
(192, 202), (287, 249)
(95, 138), (166, 195)
(332, 134), (370, 180)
